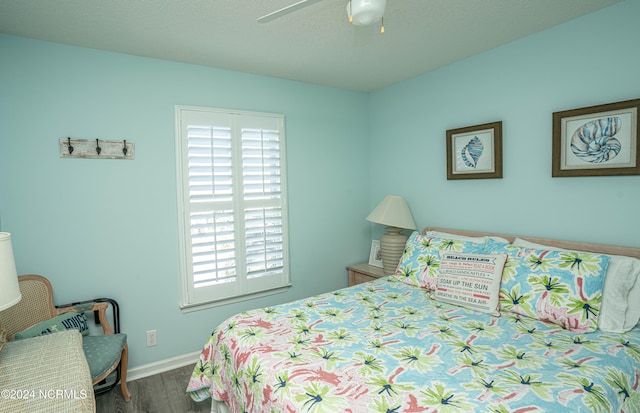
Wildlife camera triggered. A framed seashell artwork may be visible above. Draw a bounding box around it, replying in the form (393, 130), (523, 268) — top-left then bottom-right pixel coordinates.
(446, 121), (502, 180)
(552, 98), (640, 177)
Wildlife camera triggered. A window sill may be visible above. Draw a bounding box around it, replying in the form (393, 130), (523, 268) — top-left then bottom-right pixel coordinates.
(179, 284), (292, 313)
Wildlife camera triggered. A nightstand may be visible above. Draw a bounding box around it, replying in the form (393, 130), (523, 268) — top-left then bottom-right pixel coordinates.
(347, 263), (388, 286)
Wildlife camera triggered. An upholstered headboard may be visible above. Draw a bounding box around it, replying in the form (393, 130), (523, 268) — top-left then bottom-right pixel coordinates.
(424, 227), (640, 259)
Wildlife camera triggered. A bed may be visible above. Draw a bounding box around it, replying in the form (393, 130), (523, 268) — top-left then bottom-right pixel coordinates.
(186, 228), (640, 413)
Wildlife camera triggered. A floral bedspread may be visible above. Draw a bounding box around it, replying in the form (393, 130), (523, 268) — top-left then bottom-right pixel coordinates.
(186, 276), (640, 413)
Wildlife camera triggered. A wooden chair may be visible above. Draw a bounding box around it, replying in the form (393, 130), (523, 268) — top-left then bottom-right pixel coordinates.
(0, 274), (131, 402)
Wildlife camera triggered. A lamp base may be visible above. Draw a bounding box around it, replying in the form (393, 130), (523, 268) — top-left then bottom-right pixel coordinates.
(379, 226), (407, 275)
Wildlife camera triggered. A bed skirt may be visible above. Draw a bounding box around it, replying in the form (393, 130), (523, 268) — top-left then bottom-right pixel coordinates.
(211, 399), (231, 413)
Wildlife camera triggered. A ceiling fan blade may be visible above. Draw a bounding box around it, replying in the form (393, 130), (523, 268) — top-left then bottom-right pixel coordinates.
(257, 0), (323, 23)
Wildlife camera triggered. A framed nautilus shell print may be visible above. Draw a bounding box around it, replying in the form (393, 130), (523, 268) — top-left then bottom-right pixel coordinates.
(552, 99), (640, 177)
(446, 121), (503, 180)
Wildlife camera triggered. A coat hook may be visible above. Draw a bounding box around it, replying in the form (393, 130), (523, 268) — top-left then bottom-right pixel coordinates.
(123, 140), (128, 157)
(96, 139), (102, 155)
(67, 137), (74, 155)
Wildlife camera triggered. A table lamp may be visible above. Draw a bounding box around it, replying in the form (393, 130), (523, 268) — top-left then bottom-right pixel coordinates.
(366, 195), (417, 274)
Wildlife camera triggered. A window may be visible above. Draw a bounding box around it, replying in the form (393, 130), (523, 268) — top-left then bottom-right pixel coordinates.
(175, 106), (290, 309)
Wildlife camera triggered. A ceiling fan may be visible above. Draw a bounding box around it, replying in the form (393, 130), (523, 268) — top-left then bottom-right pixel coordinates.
(258, 0), (387, 32)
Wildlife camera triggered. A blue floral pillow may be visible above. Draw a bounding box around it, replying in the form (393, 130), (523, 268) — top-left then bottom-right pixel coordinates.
(485, 239), (610, 332)
(394, 231), (485, 290)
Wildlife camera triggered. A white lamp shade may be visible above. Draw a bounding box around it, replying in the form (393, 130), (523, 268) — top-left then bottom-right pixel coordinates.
(347, 0), (386, 26)
(366, 195), (417, 230)
(0, 233), (21, 311)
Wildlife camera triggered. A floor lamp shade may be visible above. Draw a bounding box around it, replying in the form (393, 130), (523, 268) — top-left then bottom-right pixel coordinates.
(366, 195), (417, 274)
(0, 233), (21, 311)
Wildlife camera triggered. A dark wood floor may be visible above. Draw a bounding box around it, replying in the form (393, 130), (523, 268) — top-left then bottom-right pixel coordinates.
(95, 363), (212, 413)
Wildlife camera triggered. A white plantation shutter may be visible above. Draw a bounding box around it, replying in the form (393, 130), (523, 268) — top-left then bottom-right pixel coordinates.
(176, 106), (290, 309)
(245, 207), (284, 278)
(242, 126), (284, 280)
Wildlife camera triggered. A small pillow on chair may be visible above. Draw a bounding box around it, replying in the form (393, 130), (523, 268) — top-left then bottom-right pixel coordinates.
(14, 312), (90, 340)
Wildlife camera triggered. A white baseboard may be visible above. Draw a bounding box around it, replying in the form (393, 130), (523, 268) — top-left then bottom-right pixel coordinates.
(128, 350), (201, 382)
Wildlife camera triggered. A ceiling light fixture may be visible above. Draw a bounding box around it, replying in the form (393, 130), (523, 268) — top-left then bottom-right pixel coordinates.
(347, 0), (387, 33)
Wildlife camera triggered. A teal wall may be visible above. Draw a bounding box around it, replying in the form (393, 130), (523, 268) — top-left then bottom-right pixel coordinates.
(0, 35), (371, 367)
(1, 0), (639, 370)
(369, 0), (640, 247)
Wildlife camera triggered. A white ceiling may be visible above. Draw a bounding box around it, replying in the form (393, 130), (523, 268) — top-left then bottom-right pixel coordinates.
(0, 0), (623, 92)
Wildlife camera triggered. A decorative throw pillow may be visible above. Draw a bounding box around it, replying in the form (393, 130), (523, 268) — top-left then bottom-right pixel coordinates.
(513, 237), (640, 333)
(394, 231), (485, 290)
(433, 251), (507, 316)
(14, 312), (90, 340)
(485, 239), (610, 333)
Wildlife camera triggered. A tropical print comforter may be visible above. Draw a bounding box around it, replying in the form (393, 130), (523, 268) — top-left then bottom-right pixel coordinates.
(186, 276), (640, 412)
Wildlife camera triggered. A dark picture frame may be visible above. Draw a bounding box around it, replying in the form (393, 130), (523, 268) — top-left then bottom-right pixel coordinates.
(446, 121), (503, 180)
(552, 99), (640, 177)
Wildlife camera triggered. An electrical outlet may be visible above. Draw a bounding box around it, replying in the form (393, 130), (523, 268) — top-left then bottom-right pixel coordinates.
(146, 329), (158, 347)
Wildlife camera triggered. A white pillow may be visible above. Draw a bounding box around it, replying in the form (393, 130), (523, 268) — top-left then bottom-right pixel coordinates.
(434, 251), (507, 316)
(426, 230), (509, 244)
(624, 280), (640, 331)
(512, 237), (640, 333)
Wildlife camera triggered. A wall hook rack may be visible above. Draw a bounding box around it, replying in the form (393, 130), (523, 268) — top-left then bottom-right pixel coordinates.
(60, 138), (135, 159)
